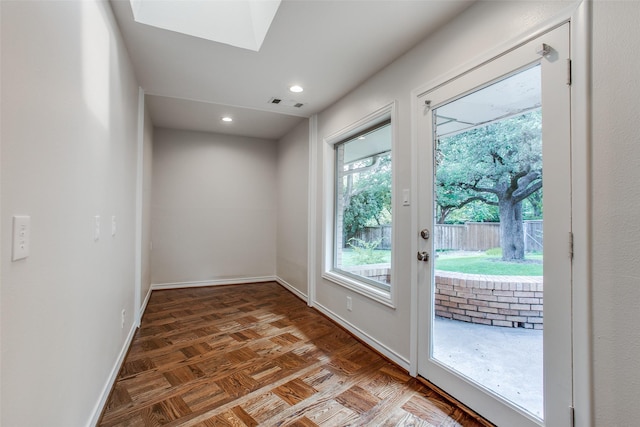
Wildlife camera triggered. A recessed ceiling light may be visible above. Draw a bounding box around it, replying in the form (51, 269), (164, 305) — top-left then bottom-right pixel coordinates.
(289, 85), (304, 93)
(221, 116), (233, 122)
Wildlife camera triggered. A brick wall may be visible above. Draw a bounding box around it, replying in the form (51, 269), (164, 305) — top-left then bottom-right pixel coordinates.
(435, 271), (543, 329)
(343, 264), (391, 285)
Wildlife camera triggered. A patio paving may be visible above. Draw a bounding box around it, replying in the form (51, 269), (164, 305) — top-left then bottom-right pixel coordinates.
(433, 317), (543, 419)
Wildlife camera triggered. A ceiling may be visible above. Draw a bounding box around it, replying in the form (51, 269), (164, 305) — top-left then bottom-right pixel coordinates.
(435, 64), (542, 138)
(109, 0), (475, 140)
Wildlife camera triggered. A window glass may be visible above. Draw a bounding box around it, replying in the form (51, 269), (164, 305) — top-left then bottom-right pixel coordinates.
(334, 121), (392, 290)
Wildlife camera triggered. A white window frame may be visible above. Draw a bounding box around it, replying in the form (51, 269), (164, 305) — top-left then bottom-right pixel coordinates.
(322, 102), (397, 308)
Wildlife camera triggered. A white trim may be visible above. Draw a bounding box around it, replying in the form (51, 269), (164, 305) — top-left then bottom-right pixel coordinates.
(134, 87), (145, 327)
(569, 2), (593, 426)
(409, 1), (591, 416)
(87, 322), (137, 427)
(321, 101), (398, 308)
(324, 103), (395, 146)
(412, 4), (581, 102)
(307, 114), (318, 307)
(388, 102), (400, 309)
(322, 271), (394, 308)
(312, 302), (410, 371)
(140, 285), (152, 320)
(409, 81), (421, 378)
(321, 133), (334, 292)
(151, 276), (277, 290)
(275, 276), (308, 302)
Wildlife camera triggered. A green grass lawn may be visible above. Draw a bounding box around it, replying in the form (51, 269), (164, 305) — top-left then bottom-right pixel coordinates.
(341, 248), (542, 276)
(435, 251), (543, 276)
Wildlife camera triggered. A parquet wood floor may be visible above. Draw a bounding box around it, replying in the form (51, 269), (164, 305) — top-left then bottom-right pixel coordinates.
(99, 282), (492, 427)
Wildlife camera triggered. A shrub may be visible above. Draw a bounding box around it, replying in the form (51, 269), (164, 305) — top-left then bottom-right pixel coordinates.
(347, 238), (387, 265)
(485, 247), (502, 256)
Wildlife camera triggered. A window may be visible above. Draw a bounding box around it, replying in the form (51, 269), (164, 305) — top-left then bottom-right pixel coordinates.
(323, 105), (394, 304)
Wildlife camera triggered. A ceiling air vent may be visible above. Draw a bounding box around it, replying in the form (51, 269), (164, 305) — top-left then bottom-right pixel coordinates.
(269, 98), (304, 108)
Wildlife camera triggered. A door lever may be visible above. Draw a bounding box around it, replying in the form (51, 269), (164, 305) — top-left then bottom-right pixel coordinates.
(417, 251), (429, 262)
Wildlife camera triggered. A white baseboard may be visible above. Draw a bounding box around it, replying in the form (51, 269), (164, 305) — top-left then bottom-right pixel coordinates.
(275, 276), (309, 303)
(151, 275), (277, 290)
(138, 286), (153, 326)
(274, 278), (408, 370)
(312, 302), (410, 371)
(87, 322), (137, 427)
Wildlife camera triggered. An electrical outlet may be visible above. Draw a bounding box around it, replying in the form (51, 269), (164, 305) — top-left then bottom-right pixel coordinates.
(121, 309), (126, 328)
(347, 296), (352, 311)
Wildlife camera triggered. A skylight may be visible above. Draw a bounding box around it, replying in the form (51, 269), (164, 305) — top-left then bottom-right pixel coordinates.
(129, 0), (282, 52)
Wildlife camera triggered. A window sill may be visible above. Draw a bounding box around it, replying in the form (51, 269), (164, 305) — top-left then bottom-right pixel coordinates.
(322, 270), (395, 308)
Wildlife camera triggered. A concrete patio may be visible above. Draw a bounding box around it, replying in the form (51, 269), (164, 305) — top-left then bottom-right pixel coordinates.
(433, 317), (543, 419)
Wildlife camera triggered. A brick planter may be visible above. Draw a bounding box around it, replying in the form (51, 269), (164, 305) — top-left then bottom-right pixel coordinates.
(342, 264), (391, 285)
(435, 270), (543, 329)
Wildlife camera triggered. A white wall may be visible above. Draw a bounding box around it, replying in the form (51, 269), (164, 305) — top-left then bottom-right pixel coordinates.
(591, 2), (640, 425)
(1, 1), (638, 426)
(310, 0), (640, 424)
(151, 129), (277, 286)
(141, 107), (154, 305)
(0, 1), (140, 425)
(276, 120), (309, 296)
(313, 0), (576, 368)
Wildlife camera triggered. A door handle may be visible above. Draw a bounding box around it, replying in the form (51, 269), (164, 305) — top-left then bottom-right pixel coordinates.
(417, 251), (429, 262)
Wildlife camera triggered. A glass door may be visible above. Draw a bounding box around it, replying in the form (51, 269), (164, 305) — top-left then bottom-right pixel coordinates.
(417, 24), (572, 427)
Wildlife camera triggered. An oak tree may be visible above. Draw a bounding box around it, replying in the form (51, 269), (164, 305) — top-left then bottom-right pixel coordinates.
(436, 110), (542, 260)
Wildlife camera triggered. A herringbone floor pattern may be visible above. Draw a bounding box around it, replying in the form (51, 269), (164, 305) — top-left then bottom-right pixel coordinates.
(98, 282), (491, 426)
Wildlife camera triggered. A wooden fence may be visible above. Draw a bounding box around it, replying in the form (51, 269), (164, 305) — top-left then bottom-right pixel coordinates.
(524, 220), (543, 252)
(350, 221), (543, 252)
(435, 221), (543, 252)
(435, 223), (500, 251)
(350, 225), (392, 250)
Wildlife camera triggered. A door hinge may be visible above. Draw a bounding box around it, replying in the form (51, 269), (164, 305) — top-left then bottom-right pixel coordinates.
(569, 232), (574, 260)
(423, 99), (432, 115)
(567, 59), (572, 86)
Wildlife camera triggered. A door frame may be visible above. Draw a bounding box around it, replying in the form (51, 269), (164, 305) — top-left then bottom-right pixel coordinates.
(419, 24), (571, 427)
(408, 2), (592, 426)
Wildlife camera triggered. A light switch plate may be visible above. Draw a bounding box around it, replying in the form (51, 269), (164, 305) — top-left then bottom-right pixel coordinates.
(402, 189), (410, 206)
(12, 215), (30, 261)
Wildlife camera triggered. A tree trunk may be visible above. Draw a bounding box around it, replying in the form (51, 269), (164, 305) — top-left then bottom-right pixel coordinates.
(499, 197), (525, 260)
